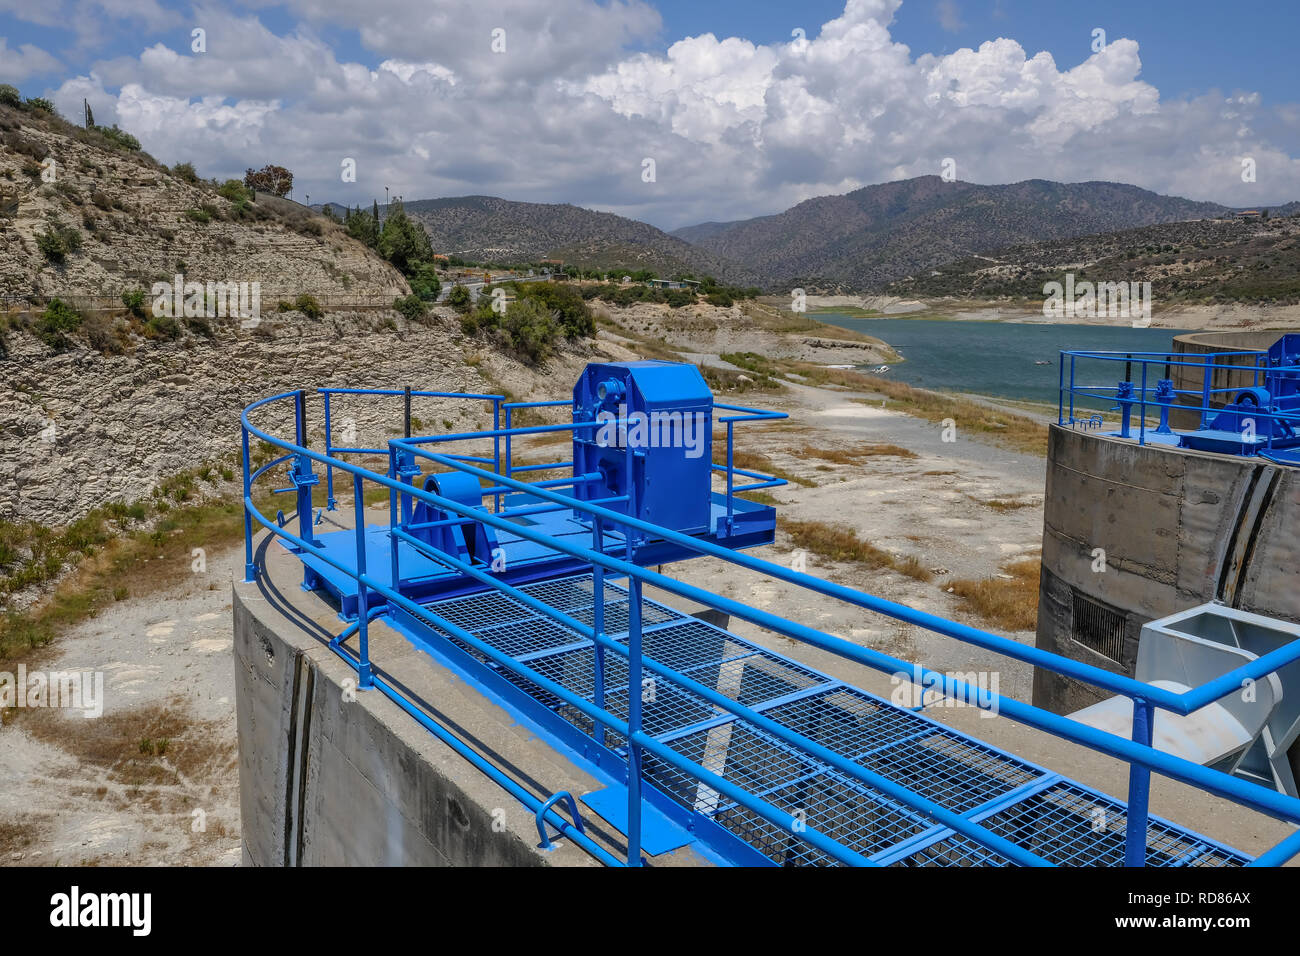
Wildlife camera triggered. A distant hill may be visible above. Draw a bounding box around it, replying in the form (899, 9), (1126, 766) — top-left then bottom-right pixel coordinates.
(324, 195), (755, 284)
(888, 212), (1300, 305)
(673, 176), (1237, 292)
(0, 104), (405, 303)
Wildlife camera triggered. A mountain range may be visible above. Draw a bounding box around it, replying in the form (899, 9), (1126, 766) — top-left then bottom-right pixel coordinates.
(886, 211), (1300, 305)
(322, 177), (1295, 295)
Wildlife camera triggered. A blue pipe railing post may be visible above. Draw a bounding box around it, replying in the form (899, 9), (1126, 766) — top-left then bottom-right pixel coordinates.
(322, 391), (337, 511)
(592, 515), (607, 749)
(294, 389), (316, 552)
(1139, 362), (1148, 446)
(504, 405), (513, 486)
(627, 575), (644, 867)
(1125, 697), (1154, 866)
(1058, 353), (1065, 425)
(492, 398), (502, 513)
(241, 426), (255, 582)
(388, 446), (400, 604)
(354, 472), (374, 689)
(1199, 354), (1213, 429)
(726, 420), (735, 534)
(1068, 353), (1076, 424)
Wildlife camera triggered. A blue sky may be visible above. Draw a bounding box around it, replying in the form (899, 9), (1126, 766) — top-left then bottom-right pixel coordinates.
(2, 0), (1296, 227)
(7, 1), (1297, 103)
(651, 1), (1300, 103)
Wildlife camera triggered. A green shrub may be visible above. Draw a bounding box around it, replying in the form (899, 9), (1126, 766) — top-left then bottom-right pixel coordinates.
(35, 222), (82, 263)
(293, 294), (323, 319)
(516, 282), (593, 338)
(393, 294), (426, 320)
(409, 262), (441, 301)
(184, 207), (212, 224)
(171, 161), (198, 183)
(121, 288), (147, 318)
(376, 200), (432, 274)
(217, 179), (250, 202)
(145, 315), (182, 340)
(447, 284), (472, 312)
(24, 97), (57, 116)
(0, 85), (19, 108)
(93, 125), (140, 151)
(35, 299), (83, 351)
(499, 297), (560, 364)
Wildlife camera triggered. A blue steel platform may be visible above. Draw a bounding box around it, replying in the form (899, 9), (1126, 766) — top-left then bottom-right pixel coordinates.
(242, 367), (1300, 867)
(394, 572), (1252, 867)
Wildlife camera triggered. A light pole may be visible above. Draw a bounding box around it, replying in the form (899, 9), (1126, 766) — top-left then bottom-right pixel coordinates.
(384, 186), (389, 221)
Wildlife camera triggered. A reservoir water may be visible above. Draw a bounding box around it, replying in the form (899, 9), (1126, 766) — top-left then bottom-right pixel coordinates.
(811, 315), (1189, 406)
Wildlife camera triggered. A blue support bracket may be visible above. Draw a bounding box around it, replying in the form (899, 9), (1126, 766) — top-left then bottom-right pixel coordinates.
(536, 790), (586, 851)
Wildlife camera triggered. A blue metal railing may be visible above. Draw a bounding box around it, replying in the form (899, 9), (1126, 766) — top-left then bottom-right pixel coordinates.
(1057, 348), (1300, 451)
(242, 387), (1300, 867)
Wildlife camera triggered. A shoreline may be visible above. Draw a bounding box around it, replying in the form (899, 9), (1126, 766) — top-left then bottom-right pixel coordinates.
(783, 294), (1300, 332)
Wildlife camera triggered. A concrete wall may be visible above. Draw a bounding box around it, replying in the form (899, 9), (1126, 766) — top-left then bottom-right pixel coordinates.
(1033, 425), (1300, 713)
(233, 582), (566, 867)
(1169, 329), (1289, 429)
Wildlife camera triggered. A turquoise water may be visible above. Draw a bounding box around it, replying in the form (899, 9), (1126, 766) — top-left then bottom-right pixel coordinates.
(811, 315), (1189, 406)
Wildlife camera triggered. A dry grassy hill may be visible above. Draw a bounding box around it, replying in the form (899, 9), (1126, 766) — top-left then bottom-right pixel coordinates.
(0, 103), (406, 304)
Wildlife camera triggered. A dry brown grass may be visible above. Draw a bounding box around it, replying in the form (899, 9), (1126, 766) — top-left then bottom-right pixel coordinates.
(964, 494), (1038, 512)
(23, 702), (234, 786)
(800, 443), (917, 464)
(0, 815), (43, 856)
(718, 449), (818, 488)
(782, 519), (933, 582)
(776, 360), (1050, 456)
(947, 558), (1041, 631)
(0, 488), (260, 664)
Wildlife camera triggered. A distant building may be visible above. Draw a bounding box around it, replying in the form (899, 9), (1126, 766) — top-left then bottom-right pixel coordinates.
(646, 279), (701, 291)
(1237, 209), (1262, 219)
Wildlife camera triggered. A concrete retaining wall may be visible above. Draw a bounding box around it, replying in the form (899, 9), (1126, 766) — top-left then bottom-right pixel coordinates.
(233, 581), (567, 867)
(1033, 424), (1300, 714)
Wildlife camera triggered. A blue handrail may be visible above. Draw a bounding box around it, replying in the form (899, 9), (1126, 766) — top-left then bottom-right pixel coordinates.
(241, 386), (1300, 867)
(1057, 348), (1300, 450)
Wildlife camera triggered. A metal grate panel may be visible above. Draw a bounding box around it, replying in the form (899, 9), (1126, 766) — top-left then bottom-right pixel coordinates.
(974, 783), (1252, 866)
(1071, 590), (1127, 663)
(416, 574), (1251, 868)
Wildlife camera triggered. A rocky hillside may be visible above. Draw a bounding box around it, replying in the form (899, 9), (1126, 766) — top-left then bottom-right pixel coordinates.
(0, 103), (407, 303)
(673, 176), (1239, 292)
(0, 306), (610, 528)
(888, 213), (1300, 305)
(340, 195), (755, 285)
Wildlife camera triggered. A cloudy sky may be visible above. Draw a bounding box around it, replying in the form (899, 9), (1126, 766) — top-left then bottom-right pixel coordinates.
(3, 0), (1298, 229)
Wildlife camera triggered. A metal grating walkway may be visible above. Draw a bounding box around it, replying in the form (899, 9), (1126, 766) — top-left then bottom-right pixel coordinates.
(413, 574), (1251, 867)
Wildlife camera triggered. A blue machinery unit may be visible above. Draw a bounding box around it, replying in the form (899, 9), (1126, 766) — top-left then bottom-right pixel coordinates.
(1058, 334), (1300, 463)
(242, 361), (1300, 866)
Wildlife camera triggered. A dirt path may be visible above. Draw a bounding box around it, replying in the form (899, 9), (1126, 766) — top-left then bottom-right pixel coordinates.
(0, 548), (243, 866)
